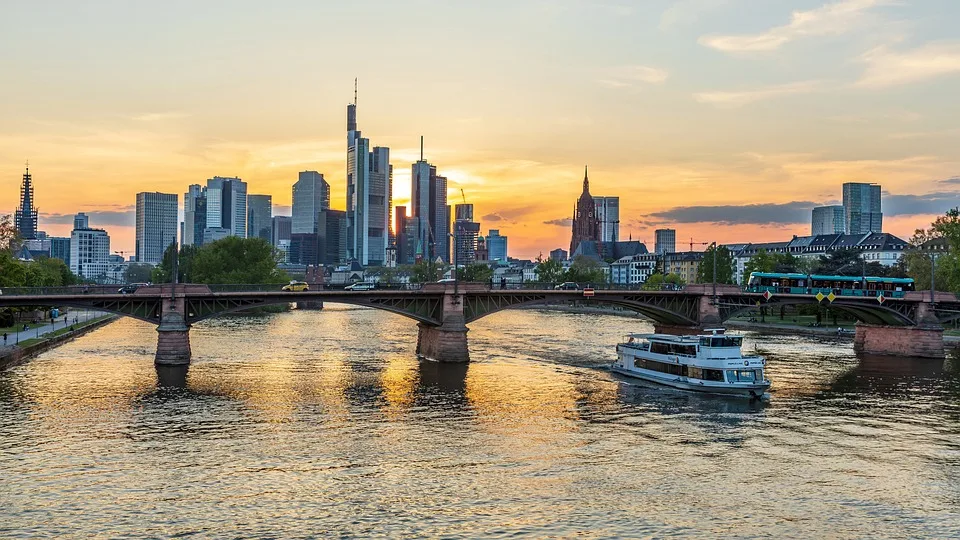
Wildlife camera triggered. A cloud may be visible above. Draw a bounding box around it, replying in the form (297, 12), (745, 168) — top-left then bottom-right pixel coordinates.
(480, 205), (541, 225)
(699, 0), (888, 53)
(938, 177), (960, 185)
(482, 213), (505, 222)
(599, 65), (669, 88)
(543, 218), (573, 227)
(43, 209), (136, 228)
(648, 201), (818, 225)
(855, 42), (960, 88)
(694, 81), (821, 107)
(884, 192), (960, 217)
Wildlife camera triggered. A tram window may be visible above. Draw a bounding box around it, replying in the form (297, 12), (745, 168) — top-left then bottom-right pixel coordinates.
(710, 337), (743, 347)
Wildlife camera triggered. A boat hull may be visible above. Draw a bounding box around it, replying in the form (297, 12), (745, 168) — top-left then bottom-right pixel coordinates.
(610, 365), (770, 399)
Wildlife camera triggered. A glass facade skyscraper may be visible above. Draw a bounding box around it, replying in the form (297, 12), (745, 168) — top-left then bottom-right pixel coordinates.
(842, 183), (882, 234)
(135, 191), (178, 264)
(811, 205), (845, 236)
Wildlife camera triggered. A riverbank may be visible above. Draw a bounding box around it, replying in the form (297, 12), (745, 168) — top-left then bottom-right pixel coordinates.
(0, 315), (117, 370)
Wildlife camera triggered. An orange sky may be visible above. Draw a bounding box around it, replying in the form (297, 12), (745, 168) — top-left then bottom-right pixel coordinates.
(2, 1), (959, 259)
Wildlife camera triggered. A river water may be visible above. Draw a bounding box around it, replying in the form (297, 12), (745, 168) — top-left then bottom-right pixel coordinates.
(0, 307), (958, 538)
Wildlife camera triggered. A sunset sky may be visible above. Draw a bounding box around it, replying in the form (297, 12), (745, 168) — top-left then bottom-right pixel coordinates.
(2, 0), (959, 259)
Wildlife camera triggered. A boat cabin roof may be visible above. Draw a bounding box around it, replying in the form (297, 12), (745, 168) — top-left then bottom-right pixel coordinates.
(625, 332), (742, 342)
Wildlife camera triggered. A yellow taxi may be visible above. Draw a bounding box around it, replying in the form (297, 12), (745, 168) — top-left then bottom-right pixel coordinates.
(281, 281), (310, 292)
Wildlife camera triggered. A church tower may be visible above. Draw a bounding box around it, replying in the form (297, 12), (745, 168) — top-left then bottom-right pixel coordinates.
(569, 166), (600, 255)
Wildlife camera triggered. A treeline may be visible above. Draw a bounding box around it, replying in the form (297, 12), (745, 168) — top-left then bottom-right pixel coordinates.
(153, 236), (288, 285)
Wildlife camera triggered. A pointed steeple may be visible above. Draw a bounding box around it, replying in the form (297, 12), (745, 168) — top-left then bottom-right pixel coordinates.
(583, 165), (589, 192)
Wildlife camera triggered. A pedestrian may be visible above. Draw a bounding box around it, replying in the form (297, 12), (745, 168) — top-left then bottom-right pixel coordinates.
(500, 277), (506, 290)
(23, 323), (28, 331)
(3, 333), (7, 345)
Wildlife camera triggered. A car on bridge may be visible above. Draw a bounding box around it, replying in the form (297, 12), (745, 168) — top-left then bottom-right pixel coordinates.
(282, 281), (310, 292)
(118, 283), (148, 294)
(345, 282), (376, 291)
(554, 282), (580, 290)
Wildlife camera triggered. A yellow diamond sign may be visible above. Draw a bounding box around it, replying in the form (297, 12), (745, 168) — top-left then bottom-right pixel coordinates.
(827, 292), (836, 303)
(815, 292), (825, 302)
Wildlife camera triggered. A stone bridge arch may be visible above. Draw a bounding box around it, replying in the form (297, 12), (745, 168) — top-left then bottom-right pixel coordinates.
(462, 291), (701, 326)
(717, 295), (918, 326)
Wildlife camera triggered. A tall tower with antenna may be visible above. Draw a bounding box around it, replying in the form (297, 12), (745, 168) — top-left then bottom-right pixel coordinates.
(15, 162), (39, 240)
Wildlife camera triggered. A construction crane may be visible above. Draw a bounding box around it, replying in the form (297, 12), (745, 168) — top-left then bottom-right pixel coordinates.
(460, 188), (467, 205)
(688, 238), (710, 251)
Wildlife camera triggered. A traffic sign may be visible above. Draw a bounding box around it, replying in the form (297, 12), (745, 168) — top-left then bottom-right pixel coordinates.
(762, 290), (772, 301)
(815, 292), (825, 303)
(827, 292), (836, 303)
(877, 294), (885, 304)
(583, 288), (595, 297)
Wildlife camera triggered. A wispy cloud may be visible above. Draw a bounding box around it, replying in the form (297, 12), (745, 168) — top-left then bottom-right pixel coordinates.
(884, 192), (960, 216)
(694, 80), (822, 107)
(598, 65), (669, 88)
(44, 209), (136, 227)
(699, 0), (888, 53)
(855, 41), (960, 88)
(543, 217), (573, 227)
(648, 201), (818, 225)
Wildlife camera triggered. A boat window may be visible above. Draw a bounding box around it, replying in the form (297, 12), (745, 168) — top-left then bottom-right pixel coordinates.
(702, 369), (724, 381)
(726, 369), (759, 382)
(634, 358), (684, 376)
(711, 337), (742, 348)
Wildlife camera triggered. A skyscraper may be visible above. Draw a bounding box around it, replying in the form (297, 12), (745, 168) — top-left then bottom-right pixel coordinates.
(135, 192), (178, 264)
(73, 213), (89, 230)
(594, 196), (620, 242)
(843, 183), (882, 234)
(394, 205), (410, 265)
(570, 166), (600, 255)
(272, 216), (292, 246)
(655, 229), (676, 255)
(345, 85), (392, 266)
(183, 184), (207, 246)
(453, 203), (480, 265)
(247, 194), (273, 243)
(205, 176), (247, 238)
(15, 164), (38, 241)
(487, 230), (508, 262)
(811, 205), (845, 236)
(411, 139), (450, 263)
(292, 171), (330, 234)
(70, 214), (110, 280)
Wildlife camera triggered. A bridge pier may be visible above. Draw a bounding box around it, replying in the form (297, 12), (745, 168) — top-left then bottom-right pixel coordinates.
(853, 324), (944, 359)
(155, 292), (191, 366)
(416, 291), (469, 363)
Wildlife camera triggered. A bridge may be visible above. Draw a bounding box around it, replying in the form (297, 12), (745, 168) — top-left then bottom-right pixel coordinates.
(1, 283), (957, 364)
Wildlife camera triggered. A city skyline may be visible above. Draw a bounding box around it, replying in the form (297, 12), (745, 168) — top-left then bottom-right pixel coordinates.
(2, 1), (960, 258)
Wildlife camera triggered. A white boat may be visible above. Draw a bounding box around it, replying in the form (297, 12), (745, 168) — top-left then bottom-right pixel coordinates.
(612, 329), (770, 399)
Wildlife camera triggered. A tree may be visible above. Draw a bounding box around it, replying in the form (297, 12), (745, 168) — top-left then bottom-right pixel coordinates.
(901, 210), (960, 292)
(0, 214), (19, 252)
(124, 263), (155, 283)
(812, 248), (863, 276)
(696, 245), (734, 284)
(564, 255), (606, 284)
(153, 244), (200, 283)
(410, 260), (445, 283)
(743, 249), (775, 281)
(191, 237), (286, 284)
(534, 256), (565, 283)
(459, 263), (493, 283)
(642, 272), (685, 291)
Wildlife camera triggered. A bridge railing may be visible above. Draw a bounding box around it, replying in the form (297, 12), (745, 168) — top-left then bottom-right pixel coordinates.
(0, 285), (122, 296)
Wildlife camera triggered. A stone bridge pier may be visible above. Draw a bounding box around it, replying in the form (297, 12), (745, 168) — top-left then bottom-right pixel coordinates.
(416, 291), (469, 363)
(854, 301), (944, 359)
(653, 290), (723, 335)
(155, 289), (191, 366)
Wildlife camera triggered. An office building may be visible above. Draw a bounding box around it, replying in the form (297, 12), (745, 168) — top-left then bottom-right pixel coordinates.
(594, 196), (620, 242)
(70, 214), (111, 280)
(205, 176), (247, 238)
(247, 194), (273, 243)
(290, 233), (320, 266)
(15, 165), (38, 240)
(394, 205), (410, 265)
(811, 205), (845, 236)
(50, 236), (71, 263)
(272, 216), (292, 246)
(74, 212), (89, 231)
(203, 227), (231, 244)
(549, 248), (568, 261)
(346, 87), (392, 266)
(655, 229), (676, 255)
(292, 171), (330, 234)
(487, 230), (508, 262)
(411, 139), (450, 263)
(318, 209), (347, 265)
(453, 203), (480, 265)
(135, 192), (178, 264)
(843, 182), (882, 234)
(183, 184), (207, 246)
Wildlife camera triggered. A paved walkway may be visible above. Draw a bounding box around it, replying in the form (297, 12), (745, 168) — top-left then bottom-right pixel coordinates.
(0, 310), (104, 350)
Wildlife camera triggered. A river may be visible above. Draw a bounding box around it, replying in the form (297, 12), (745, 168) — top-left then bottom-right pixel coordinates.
(1, 307), (958, 538)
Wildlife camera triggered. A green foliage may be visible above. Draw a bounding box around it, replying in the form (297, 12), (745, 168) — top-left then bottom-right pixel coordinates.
(0, 252), (77, 288)
(534, 256), (565, 283)
(563, 255), (607, 284)
(696, 245), (734, 284)
(642, 272), (685, 291)
(410, 260), (447, 283)
(0, 214), (20, 252)
(812, 248), (863, 276)
(152, 238), (283, 284)
(458, 263), (493, 283)
(901, 208), (960, 292)
(743, 250), (806, 283)
(124, 263), (155, 283)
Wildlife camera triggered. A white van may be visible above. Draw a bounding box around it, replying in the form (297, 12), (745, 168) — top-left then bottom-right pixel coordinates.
(345, 282), (376, 291)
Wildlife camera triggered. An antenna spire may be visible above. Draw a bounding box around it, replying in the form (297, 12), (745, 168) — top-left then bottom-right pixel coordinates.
(420, 136), (424, 161)
(354, 78), (358, 106)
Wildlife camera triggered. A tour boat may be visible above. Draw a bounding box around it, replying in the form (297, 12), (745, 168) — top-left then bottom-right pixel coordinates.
(612, 329), (770, 399)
